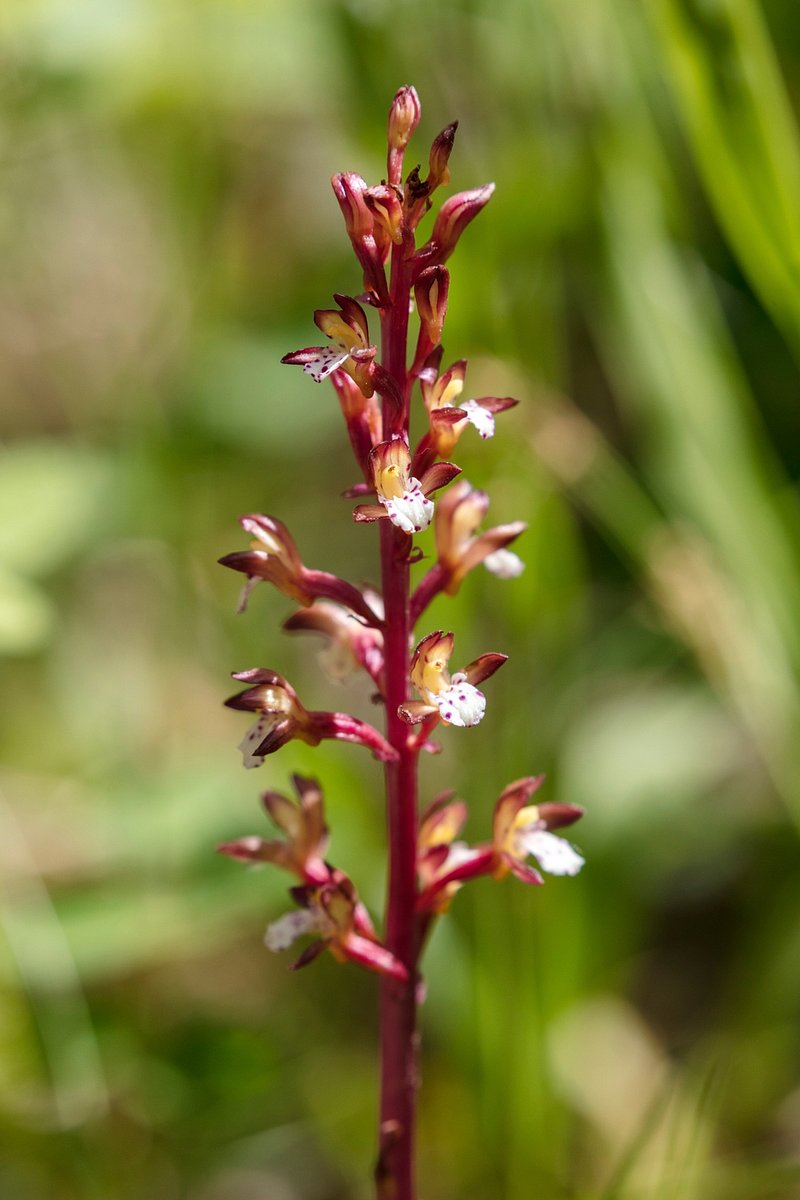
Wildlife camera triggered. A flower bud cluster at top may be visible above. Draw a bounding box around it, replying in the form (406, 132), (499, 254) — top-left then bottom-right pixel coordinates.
(218, 86), (584, 978)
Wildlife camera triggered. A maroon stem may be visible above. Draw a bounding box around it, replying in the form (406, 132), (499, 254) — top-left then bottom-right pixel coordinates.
(375, 244), (420, 1200)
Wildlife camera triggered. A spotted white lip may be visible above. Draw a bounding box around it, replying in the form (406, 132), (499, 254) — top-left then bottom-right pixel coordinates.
(383, 481), (434, 534)
(432, 676), (486, 727)
(302, 344), (350, 383)
(518, 828), (585, 876)
(459, 398), (495, 439)
(238, 715), (282, 768)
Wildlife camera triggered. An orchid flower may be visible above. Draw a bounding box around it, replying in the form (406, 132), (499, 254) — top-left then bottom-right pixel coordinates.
(282, 294), (377, 396)
(409, 354), (518, 477)
(225, 668), (397, 765)
(398, 631), (506, 728)
(353, 437), (460, 536)
(217, 774), (330, 885)
(220, 513), (382, 626)
(266, 876), (408, 981)
(283, 600), (384, 686)
(433, 479), (526, 593)
(492, 776), (585, 883)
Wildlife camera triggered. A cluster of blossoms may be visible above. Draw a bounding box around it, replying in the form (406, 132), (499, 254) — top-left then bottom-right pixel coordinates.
(218, 86), (584, 1199)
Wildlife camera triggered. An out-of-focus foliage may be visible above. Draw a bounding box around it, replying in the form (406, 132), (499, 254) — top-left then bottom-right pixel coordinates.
(2, 1), (800, 1197)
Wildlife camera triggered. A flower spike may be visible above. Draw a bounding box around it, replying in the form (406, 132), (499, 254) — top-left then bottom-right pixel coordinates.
(217, 89), (587, 1199)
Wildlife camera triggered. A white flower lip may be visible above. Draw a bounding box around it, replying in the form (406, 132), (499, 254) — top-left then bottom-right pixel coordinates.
(433, 676), (486, 727)
(264, 908), (323, 951)
(302, 345), (350, 383)
(238, 715), (281, 768)
(460, 399), (495, 440)
(484, 548), (525, 579)
(383, 480), (434, 534)
(520, 828), (584, 876)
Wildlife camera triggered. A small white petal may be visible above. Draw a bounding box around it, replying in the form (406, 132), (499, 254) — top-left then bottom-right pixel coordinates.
(302, 345), (350, 383)
(246, 527), (283, 554)
(522, 829), (584, 876)
(443, 842), (484, 871)
(238, 716), (278, 768)
(318, 638), (356, 683)
(264, 908), (321, 952)
(236, 575), (260, 614)
(484, 548), (525, 579)
(460, 399), (495, 439)
(434, 678), (486, 727)
(383, 481), (434, 534)
(362, 587), (385, 621)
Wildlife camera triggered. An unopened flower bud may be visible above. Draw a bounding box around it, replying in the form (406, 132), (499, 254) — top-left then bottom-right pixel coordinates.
(331, 173), (390, 305)
(427, 121), (457, 191)
(332, 172), (373, 240)
(413, 266), (449, 365)
(387, 85), (422, 186)
(418, 184), (495, 269)
(365, 184), (406, 247)
(388, 85), (421, 151)
(329, 371), (381, 478)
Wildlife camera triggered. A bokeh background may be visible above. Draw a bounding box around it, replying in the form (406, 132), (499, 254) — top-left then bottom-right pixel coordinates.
(3, 0), (800, 1197)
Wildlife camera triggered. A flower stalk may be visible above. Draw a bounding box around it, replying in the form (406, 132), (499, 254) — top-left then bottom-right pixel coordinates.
(375, 248), (420, 1200)
(218, 86), (585, 1200)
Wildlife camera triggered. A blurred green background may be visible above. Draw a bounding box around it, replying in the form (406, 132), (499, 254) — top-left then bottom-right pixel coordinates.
(3, 0), (800, 1197)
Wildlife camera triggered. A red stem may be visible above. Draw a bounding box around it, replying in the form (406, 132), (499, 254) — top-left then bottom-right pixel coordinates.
(375, 243), (420, 1200)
